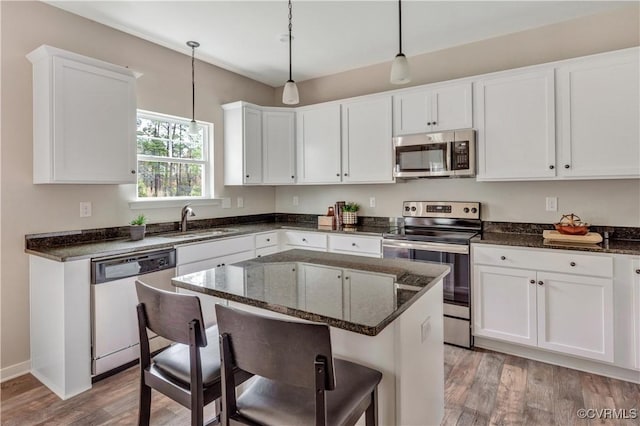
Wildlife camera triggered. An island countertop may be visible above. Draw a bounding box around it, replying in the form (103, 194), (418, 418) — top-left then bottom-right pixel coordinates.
(171, 249), (450, 336)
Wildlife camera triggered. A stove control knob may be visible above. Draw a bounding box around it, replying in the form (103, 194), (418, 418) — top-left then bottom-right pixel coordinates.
(463, 207), (470, 213)
(404, 206), (410, 212)
(471, 208), (478, 213)
(411, 206), (417, 212)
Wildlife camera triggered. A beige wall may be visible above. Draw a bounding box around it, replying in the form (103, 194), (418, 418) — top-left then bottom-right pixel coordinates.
(274, 4), (640, 225)
(0, 2), (277, 371)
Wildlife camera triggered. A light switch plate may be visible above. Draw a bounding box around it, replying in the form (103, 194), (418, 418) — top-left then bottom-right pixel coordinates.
(237, 197), (244, 208)
(369, 197), (376, 208)
(546, 196), (558, 212)
(292, 196), (299, 206)
(421, 316), (431, 343)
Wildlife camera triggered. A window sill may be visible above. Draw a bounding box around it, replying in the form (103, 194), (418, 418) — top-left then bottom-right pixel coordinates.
(129, 198), (222, 210)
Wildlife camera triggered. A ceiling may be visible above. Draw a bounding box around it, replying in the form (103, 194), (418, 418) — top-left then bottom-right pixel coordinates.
(46, 1), (630, 87)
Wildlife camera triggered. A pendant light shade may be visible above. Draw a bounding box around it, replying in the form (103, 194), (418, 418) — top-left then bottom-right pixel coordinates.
(187, 40), (200, 135)
(282, 0), (300, 105)
(283, 80), (300, 105)
(390, 0), (410, 85)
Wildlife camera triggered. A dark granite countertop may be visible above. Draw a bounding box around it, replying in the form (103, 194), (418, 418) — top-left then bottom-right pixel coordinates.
(473, 222), (640, 256)
(172, 249), (450, 336)
(25, 215), (397, 262)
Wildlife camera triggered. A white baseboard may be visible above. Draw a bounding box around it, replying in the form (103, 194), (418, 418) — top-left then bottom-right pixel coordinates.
(475, 337), (640, 384)
(0, 360), (31, 383)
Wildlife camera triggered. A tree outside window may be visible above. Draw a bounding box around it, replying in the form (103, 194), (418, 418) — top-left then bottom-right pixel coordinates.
(136, 111), (211, 199)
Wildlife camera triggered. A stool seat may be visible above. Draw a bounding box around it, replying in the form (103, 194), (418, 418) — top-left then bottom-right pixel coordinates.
(237, 358), (382, 426)
(154, 327), (222, 388)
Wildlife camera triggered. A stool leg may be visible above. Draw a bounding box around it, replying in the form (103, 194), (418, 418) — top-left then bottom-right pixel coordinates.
(365, 388), (378, 426)
(138, 382), (152, 426)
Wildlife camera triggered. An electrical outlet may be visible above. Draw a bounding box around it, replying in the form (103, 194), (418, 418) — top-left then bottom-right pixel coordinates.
(79, 201), (92, 217)
(421, 316), (431, 343)
(292, 196), (299, 206)
(369, 197), (376, 208)
(546, 196), (558, 212)
(237, 197), (244, 208)
(222, 197), (231, 208)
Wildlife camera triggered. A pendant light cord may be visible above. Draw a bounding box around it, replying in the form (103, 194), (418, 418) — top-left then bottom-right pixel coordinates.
(398, 0), (403, 55)
(288, 0), (293, 81)
(191, 45), (195, 121)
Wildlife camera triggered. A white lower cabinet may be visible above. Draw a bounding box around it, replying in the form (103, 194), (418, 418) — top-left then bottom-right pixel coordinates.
(473, 265), (537, 346)
(282, 230), (328, 252)
(176, 235), (256, 326)
(632, 258), (640, 370)
(327, 234), (382, 258)
(473, 245), (614, 363)
(300, 264), (344, 318)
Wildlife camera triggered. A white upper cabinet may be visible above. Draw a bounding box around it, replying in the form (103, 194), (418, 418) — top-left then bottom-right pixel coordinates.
(393, 82), (472, 135)
(556, 49), (640, 178)
(341, 95), (393, 183)
(476, 47), (639, 181)
(296, 104), (342, 184)
(27, 45), (137, 184)
(223, 102), (262, 185)
(475, 68), (556, 181)
(262, 110), (295, 184)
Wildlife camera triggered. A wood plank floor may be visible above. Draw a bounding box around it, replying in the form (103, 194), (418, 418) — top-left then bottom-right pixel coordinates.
(2, 346), (638, 425)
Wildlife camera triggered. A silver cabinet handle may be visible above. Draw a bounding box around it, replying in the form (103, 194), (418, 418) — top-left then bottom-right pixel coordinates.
(500, 256), (506, 260)
(570, 262), (576, 267)
(529, 279), (535, 284)
(302, 238), (307, 242)
(266, 238), (271, 242)
(538, 281), (544, 286)
(636, 269), (640, 274)
(351, 243), (356, 246)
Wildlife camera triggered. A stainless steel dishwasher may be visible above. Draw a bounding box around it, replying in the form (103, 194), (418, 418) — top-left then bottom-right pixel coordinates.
(91, 248), (176, 377)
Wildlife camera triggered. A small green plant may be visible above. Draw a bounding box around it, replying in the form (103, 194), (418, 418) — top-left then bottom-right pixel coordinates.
(130, 214), (147, 226)
(342, 202), (360, 213)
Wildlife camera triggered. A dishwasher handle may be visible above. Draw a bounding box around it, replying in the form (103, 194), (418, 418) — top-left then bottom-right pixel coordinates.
(91, 248), (176, 284)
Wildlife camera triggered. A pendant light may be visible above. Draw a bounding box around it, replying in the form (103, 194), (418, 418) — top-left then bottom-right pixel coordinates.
(282, 0), (300, 105)
(390, 0), (410, 85)
(187, 40), (200, 135)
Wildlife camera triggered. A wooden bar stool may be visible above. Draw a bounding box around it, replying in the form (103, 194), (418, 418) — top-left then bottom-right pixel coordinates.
(135, 281), (251, 426)
(215, 305), (383, 426)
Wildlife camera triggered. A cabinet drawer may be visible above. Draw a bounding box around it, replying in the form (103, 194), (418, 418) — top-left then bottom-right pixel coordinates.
(328, 234), (381, 256)
(177, 235), (254, 265)
(283, 231), (327, 249)
(473, 245), (613, 277)
(255, 232), (278, 248)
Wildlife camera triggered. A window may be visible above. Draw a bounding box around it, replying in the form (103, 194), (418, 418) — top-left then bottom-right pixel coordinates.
(136, 111), (211, 199)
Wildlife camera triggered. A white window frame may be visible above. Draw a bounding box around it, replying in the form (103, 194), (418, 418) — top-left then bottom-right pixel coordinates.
(131, 110), (218, 208)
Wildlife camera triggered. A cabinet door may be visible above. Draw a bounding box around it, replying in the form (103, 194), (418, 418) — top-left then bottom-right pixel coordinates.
(634, 260), (640, 370)
(51, 57), (136, 183)
(262, 111), (295, 184)
(536, 272), (613, 362)
(243, 107), (262, 184)
(430, 83), (472, 132)
(347, 270), (394, 325)
(473, 265), (537, 346)
(296, 105), (342, 183)
(393, 90), (430, 135)
(475, 69), (556, 180)
(341, 96), (393, 183)
(557, 50), (640, 178)
(263, 263), (298, 307)
(300, 264), (344, 318)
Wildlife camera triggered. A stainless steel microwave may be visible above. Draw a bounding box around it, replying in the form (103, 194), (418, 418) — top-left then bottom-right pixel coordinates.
(393, 129), (476, 178)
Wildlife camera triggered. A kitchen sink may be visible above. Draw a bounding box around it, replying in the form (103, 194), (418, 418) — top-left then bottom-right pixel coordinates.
(159, 228), (240, 239)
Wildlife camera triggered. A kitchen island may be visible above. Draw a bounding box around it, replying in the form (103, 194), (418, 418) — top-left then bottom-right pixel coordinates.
(172, 249), (450, 426)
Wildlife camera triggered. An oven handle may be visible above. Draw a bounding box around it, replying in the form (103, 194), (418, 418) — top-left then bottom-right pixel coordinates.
(382, 240), (469, 255)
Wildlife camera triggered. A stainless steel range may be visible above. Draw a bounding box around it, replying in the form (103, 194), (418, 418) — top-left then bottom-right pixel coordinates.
(382, 201), (481, 348)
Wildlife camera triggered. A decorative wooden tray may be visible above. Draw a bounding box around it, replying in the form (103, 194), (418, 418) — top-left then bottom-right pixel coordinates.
(542, 230), (603, 244)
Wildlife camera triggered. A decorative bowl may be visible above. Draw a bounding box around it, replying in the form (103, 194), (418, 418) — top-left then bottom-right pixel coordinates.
(554, 213), (589, 235)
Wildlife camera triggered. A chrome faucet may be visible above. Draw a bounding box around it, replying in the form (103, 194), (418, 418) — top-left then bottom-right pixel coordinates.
(180, 204), (195, 232)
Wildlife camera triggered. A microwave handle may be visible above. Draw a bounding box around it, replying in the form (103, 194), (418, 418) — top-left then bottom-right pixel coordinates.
(446, 141), (452, 172)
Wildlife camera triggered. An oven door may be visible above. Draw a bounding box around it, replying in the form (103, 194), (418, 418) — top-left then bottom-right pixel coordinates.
(382, 240), (469, 306)
(382, 239), (473, 348)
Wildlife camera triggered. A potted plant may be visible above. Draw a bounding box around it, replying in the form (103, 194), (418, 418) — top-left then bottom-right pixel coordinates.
(130, 214), (147, 241)
(342, 202), (360, 226)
